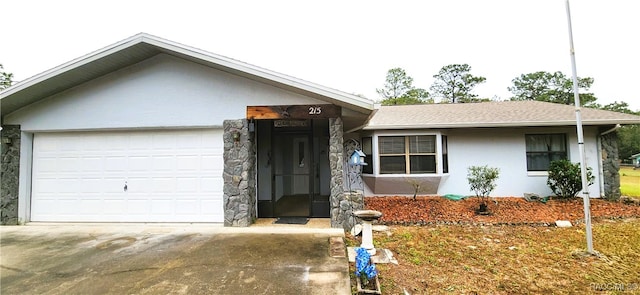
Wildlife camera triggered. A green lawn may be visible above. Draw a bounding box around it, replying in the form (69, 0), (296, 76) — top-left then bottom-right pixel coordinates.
(621, 166), (640, 197)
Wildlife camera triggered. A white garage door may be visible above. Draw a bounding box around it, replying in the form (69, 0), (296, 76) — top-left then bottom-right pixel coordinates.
(31, 129), (224, 222)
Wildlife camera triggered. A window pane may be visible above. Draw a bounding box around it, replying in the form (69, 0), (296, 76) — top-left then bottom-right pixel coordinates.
(442, 136), (448, 173)
(380, 156), (406, 174)
(526, 134), (566, 152)
(525, 134), (567, 171)
(527, 152), (566, 171)
(362, 137), (373, 174)
(410, 155), (436, 174)
(379, 137), (405, 154)
(527, 153), (549, 171)
(409, 135), (435, 153)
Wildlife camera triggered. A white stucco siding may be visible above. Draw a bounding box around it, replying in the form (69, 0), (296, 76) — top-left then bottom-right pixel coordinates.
(4, 54), (326, 131)
(438, 126), (602, 198)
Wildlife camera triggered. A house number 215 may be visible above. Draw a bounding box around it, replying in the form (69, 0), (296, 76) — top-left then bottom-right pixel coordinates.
(308, 106), (322, 115)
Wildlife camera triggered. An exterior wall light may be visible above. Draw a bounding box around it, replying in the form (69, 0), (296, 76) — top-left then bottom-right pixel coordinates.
(232, 130), (241, 142)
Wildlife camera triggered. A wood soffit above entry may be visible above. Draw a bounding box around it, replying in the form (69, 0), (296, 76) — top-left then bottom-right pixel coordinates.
(247, 105), (341, 120)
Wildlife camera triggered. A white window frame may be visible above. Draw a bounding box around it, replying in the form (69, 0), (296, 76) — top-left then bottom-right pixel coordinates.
(367, 131), (447, 176)
(525, 133), (568, 174)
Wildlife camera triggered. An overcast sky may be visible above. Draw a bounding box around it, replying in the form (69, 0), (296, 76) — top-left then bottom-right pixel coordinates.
(2, 0), (638, 110)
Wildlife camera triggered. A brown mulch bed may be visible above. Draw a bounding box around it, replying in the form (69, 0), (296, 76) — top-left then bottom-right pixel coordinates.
(365, 196), (640, 226)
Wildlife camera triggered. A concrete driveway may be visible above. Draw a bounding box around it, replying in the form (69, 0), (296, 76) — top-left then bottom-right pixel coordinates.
(0, 223), (350, 294)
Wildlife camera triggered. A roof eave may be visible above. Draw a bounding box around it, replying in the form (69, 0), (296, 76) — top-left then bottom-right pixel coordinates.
(363, 119), (640, 130)
(1, 33), (374, 115)
(0, 33), (147, 99)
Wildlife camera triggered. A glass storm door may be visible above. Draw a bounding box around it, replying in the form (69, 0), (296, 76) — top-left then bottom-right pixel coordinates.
(273, 134), (311, 217)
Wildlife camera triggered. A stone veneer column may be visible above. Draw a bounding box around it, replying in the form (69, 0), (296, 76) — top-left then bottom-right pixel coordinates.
(1, 125), (21, 225)
(340, 192), (364, 231)
(601, 132), (621, 200)
(329, 118), (346, 228)
(223, 120), (256, 226)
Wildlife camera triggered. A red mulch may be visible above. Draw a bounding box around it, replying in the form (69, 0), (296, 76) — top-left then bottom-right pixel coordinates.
(365, 196), (640, 226)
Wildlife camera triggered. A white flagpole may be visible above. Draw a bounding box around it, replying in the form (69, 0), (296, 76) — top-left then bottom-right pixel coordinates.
(565, 0), (594, 254)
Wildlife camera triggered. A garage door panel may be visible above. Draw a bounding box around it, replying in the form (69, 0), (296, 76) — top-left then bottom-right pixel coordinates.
(79, 199), (103, 213)
(127, 199), (150, 215)
(34, 158), (58, 173)
(81, 135), (107, 150)
(176, 178), (199, 192)
(39, 179), (80, 194)
(152, 156), (176, 171)
(33, 178), (59, 193)
(151, 178), (176, 193)
(105, 156), (127, 171)
(202, 177), (223, 192)
(177, 156), (200, 170)
(202, 199), (223, 215)
(151, 200), (173, 214)
(202, 155), (223, 171)
(175, 200), (198, 214)
(58, 158), (81, 171)
(128, 156), (151, 171)
(104, 200), (126, 214)
(31, 129), (224, 222)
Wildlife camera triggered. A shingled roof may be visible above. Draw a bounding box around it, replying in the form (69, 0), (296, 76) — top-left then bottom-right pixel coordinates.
(364, 100), (640, 130)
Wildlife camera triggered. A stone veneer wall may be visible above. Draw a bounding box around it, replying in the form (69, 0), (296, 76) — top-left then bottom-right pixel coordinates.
(1, 125), (20, 225)
(329, 117), (363, 229)
(223, 120), (256, 226)
(338, 192), (364, 231)
(601, 132), (620, 200)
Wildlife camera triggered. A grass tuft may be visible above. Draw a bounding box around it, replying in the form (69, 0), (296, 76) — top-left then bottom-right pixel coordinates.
(620, 166), (640, 197)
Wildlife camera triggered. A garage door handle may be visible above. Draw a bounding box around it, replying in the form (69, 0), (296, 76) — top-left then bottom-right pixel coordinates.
(124, 182), (128, 192)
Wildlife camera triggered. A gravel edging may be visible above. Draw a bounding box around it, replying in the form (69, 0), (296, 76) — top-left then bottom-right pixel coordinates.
(373, 215), (640, 227)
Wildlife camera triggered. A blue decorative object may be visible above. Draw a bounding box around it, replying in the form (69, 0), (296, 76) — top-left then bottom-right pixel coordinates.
(350, 150), (367, 166)
(355, 247), (377, 284)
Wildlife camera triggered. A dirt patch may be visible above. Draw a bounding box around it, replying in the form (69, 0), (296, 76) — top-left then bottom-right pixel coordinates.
(365, 196), (640, 225)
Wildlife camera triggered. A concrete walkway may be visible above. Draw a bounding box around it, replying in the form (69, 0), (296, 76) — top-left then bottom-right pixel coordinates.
(0, 221), (350, 294)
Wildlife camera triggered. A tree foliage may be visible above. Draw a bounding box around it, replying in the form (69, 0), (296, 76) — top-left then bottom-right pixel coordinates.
(547, 159), (594, 199)
(588, 101), (640, 161)
(618, 125), (640, 161)
(376, 68), (431, 105)
(508, 71), (597, 106)
(590, 101), (639, 115)
(0, 64), (13, 90)
(430, 64), (486, 103)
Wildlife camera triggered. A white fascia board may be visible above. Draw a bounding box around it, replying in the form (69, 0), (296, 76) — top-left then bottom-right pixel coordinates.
(362, 119), (640, 130)
(1, 33), (375, 112)
(0, 34), (146, 99)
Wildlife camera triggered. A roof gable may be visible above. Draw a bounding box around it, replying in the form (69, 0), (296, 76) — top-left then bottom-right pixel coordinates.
(0, 33), (374, 116)
(365, 100), (640, 130)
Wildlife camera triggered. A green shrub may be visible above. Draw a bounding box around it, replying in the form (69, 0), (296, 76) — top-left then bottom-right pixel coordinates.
(467, 165), (500, 207)
(547, 159), (594, 199)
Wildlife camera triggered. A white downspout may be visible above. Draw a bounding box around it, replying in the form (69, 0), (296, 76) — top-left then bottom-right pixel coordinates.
(600, 124), (621, 136)
(596, 136), (605, 197)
